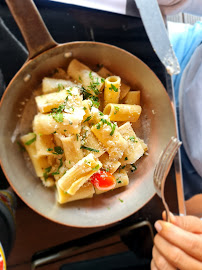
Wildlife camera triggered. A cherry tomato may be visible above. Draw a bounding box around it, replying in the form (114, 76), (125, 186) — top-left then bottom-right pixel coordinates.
(90, 171), (116, 191)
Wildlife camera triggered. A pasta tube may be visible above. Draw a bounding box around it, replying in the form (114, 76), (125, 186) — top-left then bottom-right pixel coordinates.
(104, 76), (121, 106)
(91, 121), (128, 160)
(21, 133), (53, 179)
(35, 134), (55, 157)
(118, 122), (145, 165)
(67, 59), (104, 96)
(58, 153), (102, 195)
(56, 181), (95, 204)
(60, 134), (84, 169)
(80, 126), (105, 158)
(123, 91), (140, 105)
(99, 153), (121, 174)
(103, 103), (142, 122)
(35, 90), (68, 113)
(98, 67), (130, 100)
(33, 113), (82, 135)
(42, 77), (78, 94)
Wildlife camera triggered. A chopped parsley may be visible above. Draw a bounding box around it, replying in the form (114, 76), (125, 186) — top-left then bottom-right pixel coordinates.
(83, 116), (92, 123)
(83, 107), (87, 110)
(109, 84), (118, 92)
(96, 123), (101, 129)
(25, 133), (37, 145)
(52, 158), (63, 175)
(69, 120), (73, 125)
(119, 198), (124, 203)
(116, 178), (122, 184)
(92, 164), (100, 171)
(47, 146), (64, 155)
(114, 106), (119, 115)
(80, 87), (100, 108)
(66, 89), (72, 96)
(110, 123), (116, 136)
(129, 136), (135, 142)
(80, 145), (99, 152)
(100, 118), (116, 136)
(57, 84), (65, 91)
(99, 111), (104, 116)
(43, 166), (52, 181)
(119, 165), (126, 172)
(79, 76), (82, 82)
(105, 168), (109, 172)
(51, 104), (65, 123)
(53, 112), (63, 123)
(131, 164), (137, 172)
(125, 157), (128, 161)
(89, 71), (93, 80)
(101, 78), (105, 83)
(76, 134), (79, 141)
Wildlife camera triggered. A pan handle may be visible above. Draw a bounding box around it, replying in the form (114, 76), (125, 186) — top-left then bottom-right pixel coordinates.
(6, 0), (57, 59)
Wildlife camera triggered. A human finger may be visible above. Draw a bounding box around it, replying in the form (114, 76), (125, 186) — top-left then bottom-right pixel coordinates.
(162, 211), (202, 234)
(154, 220), (202, 260)
(151, 258), (158, 270)
(152, 246), (176, 270)
(154, 234), (202, 270)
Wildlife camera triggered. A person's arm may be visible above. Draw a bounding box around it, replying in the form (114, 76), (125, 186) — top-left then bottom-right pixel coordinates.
(158, 0), (202, 16)
(151, 212), (202, 270)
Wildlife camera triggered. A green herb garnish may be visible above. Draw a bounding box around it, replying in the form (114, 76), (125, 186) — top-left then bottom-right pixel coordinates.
(43, 166), (52, 181)
(119, 198), (124, 203)
(47, 148), (53, 152)
(52, 158), (63, 175)
(96, 123), (101, 129)
(110, 123), (116, 136)
(76, 134), (79, 141)
(125, 157), (128, 161)
(109, 84), (118, 92)
(101, 78), (105, 83)
(80, 145), (99, 152)
(92, 164), (100, 171)
(25, 133), (36, 145)
(129, 136), (135, 142)
(83, 116), (92, 123)
(131, 164), (137, 172)
(100, 118), (116, 136)
(53, 146), (64, 155)
(52, 112), (64, 123)
(114, 106), (119, 115)
(89, 71), (93, 80)
(57, 84), (65, 91)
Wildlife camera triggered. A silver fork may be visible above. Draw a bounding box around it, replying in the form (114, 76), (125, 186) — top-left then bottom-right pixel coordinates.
(153, 136), (182, 222)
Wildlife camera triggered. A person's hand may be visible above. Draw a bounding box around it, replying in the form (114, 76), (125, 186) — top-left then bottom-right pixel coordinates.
(151, 212), (202, 270)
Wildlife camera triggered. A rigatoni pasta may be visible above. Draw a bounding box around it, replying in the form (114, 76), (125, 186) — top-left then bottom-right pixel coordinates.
(104, 76), (121, 106)
(20, 59), (148, 204)
(103, 103), (142, 122)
